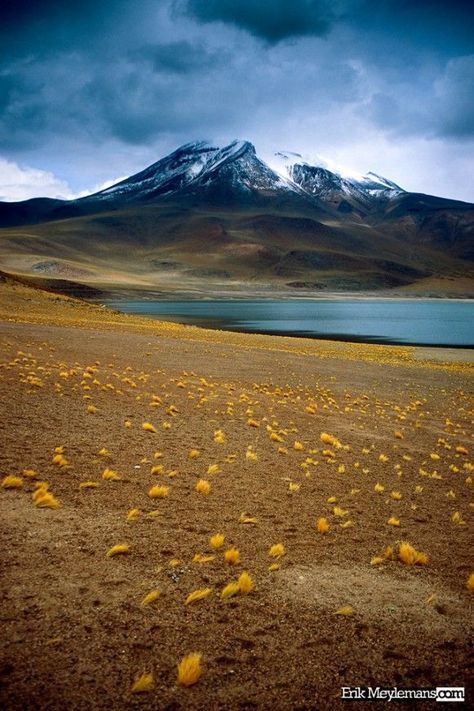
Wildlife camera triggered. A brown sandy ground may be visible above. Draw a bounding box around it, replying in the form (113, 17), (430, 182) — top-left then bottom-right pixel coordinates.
(0, 280), (473, 710)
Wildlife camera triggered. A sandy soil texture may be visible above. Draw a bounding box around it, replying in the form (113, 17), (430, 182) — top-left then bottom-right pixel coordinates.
(0, 281), (473, 710)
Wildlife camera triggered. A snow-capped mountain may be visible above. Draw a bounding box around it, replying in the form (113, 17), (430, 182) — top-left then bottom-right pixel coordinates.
(83, 140), (406, 214)
(271, 150), (404, 212)
(93, 140), (305, 205)
(0, 139), (472, 297)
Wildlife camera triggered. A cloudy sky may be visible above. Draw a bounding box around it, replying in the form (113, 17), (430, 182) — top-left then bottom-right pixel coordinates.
(1, 0), (473, 201)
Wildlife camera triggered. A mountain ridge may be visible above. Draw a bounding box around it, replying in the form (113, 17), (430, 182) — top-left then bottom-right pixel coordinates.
(0, 140), (472, 297)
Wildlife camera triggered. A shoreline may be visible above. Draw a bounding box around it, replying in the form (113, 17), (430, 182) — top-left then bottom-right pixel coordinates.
(0, 278), (473, 709)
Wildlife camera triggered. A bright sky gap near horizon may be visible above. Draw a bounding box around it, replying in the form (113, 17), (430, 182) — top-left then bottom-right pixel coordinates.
(0, 1), (473, 203)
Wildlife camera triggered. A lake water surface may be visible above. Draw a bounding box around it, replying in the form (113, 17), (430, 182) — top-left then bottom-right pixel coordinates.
(110, 299), (474, 347)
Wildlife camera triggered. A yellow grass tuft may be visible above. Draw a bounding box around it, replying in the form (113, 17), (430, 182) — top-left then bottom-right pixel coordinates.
(1, 475), (23, 489)
(333, 506), (349, 517)
(387, 517), (400, 526)
(213, 429), (225, 444)
(456, 446), (468, 455)
(141, 590), (160, 606)
(148, 485), (169, 499)
(185, 588), (212, 605)
(237, 571), (254, 595)
(22, 468), (37, 478)
(268, 563), (280, 571)
(269, 543), (285, 558)
(220, 582), (240, 599)
(79, 481), (99, 489)
(102, 468), (121, 481)
(151, 464), (164, 475)
(390, 491), (402, 500)
(370, 556), (385, 566)
(195, 479), (211, 495)
(374, 483), (385, 493)
(288, 482), (300, 492)
(467, 573), (474, 592)
(451, 511), (465, 525)
(270, 432), (283, 442)
(106, 544), (129, 557)
(33, 489), (60, 509)
(52, 453), (69, 467)
(127, 508), (140, 521)
(87, 404), (98, 414)
(239, 512), (257, 524)
(334, 606), (354, 616)
(245, 448), (258, 462)
(247, 418), (260, 427)
(98, 448), (110, 456)
(192, 554), (215, 564)
(188, 449), (200, 459)
(224, 547), (241, 565)
(320, 432), (342, 448)
(177, 652), (202, 687)
(54, 446), (65, 454)
(293, 441), (304, 451)
(316, 517), (329, 534)
(142, 422), (157, 433)
(131, 673), (154, 693)
(210, 533), (225, 549)
(398, 541), (428, 566)
(207, 464), (220, 475)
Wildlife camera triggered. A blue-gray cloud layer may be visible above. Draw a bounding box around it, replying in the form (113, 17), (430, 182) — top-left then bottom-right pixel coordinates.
(0, 0), (473, 199)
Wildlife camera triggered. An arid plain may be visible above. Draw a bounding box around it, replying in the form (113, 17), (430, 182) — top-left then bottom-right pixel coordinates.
(0, 278), (472, 710)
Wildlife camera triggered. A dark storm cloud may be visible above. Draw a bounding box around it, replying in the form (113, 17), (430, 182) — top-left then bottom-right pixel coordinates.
(177, 0), (338, 43)
(0, 0), (473, 201)
(132, 41), (222, 74)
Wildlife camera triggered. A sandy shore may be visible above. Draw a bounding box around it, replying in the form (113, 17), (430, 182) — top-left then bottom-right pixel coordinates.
(0, 280), (473, 710)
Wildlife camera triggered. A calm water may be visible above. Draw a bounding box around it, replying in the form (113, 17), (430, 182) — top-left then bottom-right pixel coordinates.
(110, 299), (474, 347)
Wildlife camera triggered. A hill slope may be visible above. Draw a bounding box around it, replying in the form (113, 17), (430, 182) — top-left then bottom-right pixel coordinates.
(0, 141), (472, 296)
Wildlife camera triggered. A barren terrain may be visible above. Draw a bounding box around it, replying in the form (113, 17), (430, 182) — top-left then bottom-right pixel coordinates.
(0, 279), (473, 710)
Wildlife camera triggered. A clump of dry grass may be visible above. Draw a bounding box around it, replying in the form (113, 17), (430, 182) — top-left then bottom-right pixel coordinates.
(142, 422), (156, 433)
(192, 554), (215, 564)
(214, 429), (225, 444)
(185, 588), (212, 605)
(102, 468), (121, 481)
(269, 543), (285, 558)
(467, 573), (474, 592)
(126, 508), (140, 521)
(398, 541), (428, 565)
(316, 517), (329, 534)
(141, 590), (161, 606)
(189, 449), (200, 459)
(195, 479), (211, 495)
(177, 653), (202, 687)
(220, 582), (240, 599)
(106, 544), (129, 558)
(33, 485), (60, 509)
(387, 516), (400, 526)
(209, 533), (225, 549)
(224, 547), (241, 565)
(79, 481), (99, 489)
(148, 485), (169, 499)
(1, 475), (23, 489)
(52, 453), (68, 467)
(237, 571), (254, 595)
(320, 432), (342, 448)
(131, 673), (154, 693)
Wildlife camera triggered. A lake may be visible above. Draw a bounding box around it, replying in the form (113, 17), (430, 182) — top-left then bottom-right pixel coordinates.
(110, 299), (474, 347)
